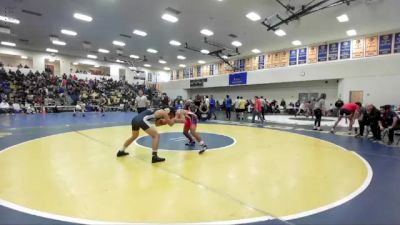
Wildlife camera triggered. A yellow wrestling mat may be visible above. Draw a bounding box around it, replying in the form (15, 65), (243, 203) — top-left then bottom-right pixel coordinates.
(0, 124), (371, 224)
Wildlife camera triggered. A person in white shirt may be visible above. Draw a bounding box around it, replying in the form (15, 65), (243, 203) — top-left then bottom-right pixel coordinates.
(234, 96), (240, 120)
(135, 89), (148, 113)
(204, 96), (210, 107)
(0, 100), (11, 113)
(73, 101), (86, 117)
(12, 102), (22, 113)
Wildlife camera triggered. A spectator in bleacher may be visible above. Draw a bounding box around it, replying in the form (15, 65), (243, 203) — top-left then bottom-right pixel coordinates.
(280, 99), (287, 110)
(0, 99), (11, 113)
(12, 101), (23, 113)
(135, 89), (148, 113)
(161, 93), (170, 108)
(379, 105), (400, 145)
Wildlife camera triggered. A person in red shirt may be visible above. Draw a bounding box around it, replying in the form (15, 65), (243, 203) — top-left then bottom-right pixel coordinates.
(331, 102), (362, 134)
(251, 96), (264, 124)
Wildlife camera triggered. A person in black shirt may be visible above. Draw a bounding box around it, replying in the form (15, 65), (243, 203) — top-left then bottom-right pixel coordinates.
(357, 104), (381, 140)
(379, 105), (399, 145)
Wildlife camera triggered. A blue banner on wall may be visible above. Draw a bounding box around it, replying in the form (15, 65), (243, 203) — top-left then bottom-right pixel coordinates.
(340, 40), (351, 59)
(298, 48), (307, 64)
(318, 44), (327, 62)
(328, 43), (339, 60)
(379, 34), (393, 55)
(289, 49), (297, 66)
(395, 33), (400, 54)
(229, 72), (247, 85)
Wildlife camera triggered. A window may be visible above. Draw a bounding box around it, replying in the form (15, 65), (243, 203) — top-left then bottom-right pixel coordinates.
(235, 59), (245, 71)
(209, 64), (215, 75)
(189, 67), (194, 78)
(196, 66), (201, 77)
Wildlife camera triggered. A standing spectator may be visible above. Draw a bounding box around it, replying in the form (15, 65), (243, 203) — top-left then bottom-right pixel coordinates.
(260, 96), (266, 120)
(161, 93), (170, 108)
(224, 95), (232, 120)
(238, 96), (246, 121)
(313, 93), (326, 131)
(209, 95), (217, 120)
(151, 93), (161, 108)
(379, 105), (400, 145)
(280, 99), (287, 110)
(135, 90), (148, 113)
(234, 96), (240, 120)
(252, 96), (264, 124)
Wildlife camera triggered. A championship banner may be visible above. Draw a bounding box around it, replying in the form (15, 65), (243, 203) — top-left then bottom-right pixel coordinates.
(318, 44), (328, 62)
(352, 38), (364, 58)
(298, 47), (307, 64)
(258, 55), (265, 69)
(229, 72), (247, 86)
(266, 53), (273, 68)
(340, 40), (351, 60)
(328, 42), (339, 61)
(272, 52), (281, 68)
(308, 46), (318, 63)
(393, 33), (400, 53)
(289, 49), (298, 66)
(245, 57), (252, 71)
(252, 56), (259, 70)
(279, 51), (289, 67)
(394, 33), (400, 54)
(379, 34), (393, 55)
(365, 36), (378, 57)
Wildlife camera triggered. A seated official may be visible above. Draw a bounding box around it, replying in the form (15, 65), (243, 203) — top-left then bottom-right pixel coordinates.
(357, 104), (381, 140)
(379, 105), (400, 145)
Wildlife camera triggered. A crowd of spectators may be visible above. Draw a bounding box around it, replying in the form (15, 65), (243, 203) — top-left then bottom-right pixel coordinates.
(0, 67), (152, 113)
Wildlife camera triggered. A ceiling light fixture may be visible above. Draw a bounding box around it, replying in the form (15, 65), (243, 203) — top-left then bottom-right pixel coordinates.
(112, 40), (125, 46)
(169, 40), (181, 46)
(246, 12), (261, 21)
(129, 66), (137, 70)
(346, 29), (357, 36)
(98, 48), (109, 53)
(231, 41), (242, 47)
(336, 14), (349, 23)
(61, 29), (77, 36)
(222, 55), (228, 59)
(198, 60), (206, 64)
(292, 40), (302, 46)
(164, 67), (171, 71)
(52, 40), (66, 46)
(1, 41), (16, 47)
(20, 55), (28, 59)
(0, 15), (20, 24)
(252, 49), (261, 54)
(274, 29), (286, 36)
(161, 13), (179, 23)
(144, 64), (151, 67)
(73, 62), (79, 65)
(200, 49), (210, 54)
(129, 54), (139, 59)
(159, 59), (167, 64)
(133, 29), (147, 37)
(116, 59), (124, 63)
(46, 48), (58, 53)
(179, 64), (186, 68)
(87, 54), (97, 59)
(73, 13), (93, 22)
(200, 29), (214, 36)
(147, 48), (158, 53)
(177, 55), (186, 60)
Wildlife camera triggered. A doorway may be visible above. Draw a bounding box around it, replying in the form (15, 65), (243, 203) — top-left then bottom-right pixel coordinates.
(349, 91), (363, 103)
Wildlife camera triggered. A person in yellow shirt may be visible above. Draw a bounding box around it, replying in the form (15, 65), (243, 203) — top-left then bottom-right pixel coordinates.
(237, 96), (247, 121)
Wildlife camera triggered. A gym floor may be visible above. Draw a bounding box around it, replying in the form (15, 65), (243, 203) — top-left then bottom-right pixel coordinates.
(0, 111), (399, 225)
